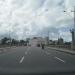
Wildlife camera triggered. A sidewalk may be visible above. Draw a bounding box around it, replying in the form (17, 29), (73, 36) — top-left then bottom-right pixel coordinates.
(47, 47), (75, 55)
(0, 46), (17, 53)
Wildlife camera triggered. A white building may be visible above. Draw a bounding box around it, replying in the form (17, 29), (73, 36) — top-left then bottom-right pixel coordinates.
(29, 37), (48, 47)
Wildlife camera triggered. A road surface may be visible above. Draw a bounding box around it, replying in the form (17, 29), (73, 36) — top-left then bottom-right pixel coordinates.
(0, 46), (75, 74)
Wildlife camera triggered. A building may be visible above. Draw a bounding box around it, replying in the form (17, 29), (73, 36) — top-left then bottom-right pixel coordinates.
(29, 37), (48, 47)
(49, 40), (54, 45)
(49, 38), (64, 45)
(49, 40), (53, 45)
(58, 38), (64, 45)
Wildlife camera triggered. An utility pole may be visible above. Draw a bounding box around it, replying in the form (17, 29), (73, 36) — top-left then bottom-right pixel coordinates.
(64, 6), (75, 50)
(9, 8), (13, 47)
(70, 6), (75, 50)
(9, 30), (11, 47)
(47, 30), (49, 45)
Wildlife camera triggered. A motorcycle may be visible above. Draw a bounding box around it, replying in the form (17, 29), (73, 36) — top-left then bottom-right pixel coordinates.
(42, 44), (44, 49)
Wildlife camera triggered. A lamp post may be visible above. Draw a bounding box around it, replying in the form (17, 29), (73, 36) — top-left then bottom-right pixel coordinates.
(47, 30), (49, 45)
(64, 6), (75, 50)
(8, 8), (13, 47)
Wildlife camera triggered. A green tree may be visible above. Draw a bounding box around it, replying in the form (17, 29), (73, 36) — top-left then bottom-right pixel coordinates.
(1, 37), (9, 44)
(12, 39), (19, 45)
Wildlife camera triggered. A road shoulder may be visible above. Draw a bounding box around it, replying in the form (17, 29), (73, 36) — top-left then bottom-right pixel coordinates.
(47, 47), (75, 55)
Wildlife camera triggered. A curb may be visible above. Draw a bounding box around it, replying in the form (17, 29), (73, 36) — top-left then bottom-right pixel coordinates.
(48, 47), (75, 55)
(0, 46), (17, 53)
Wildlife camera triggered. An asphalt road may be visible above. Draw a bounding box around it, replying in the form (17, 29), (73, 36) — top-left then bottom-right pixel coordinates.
(0, 46), (75, 74)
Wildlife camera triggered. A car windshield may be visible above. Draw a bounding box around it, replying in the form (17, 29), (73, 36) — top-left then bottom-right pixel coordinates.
(0, 0), (75, 75)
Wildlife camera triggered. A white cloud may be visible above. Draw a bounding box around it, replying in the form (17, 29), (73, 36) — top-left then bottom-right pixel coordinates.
(0, 0), (74, 41)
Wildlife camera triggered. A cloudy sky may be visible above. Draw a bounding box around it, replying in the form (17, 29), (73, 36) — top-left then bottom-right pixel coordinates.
(0, 0), (75, 41)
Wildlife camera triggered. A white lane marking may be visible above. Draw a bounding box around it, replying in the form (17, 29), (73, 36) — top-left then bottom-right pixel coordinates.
(55, 56), (65, 63)
(20, 56), (24, 63)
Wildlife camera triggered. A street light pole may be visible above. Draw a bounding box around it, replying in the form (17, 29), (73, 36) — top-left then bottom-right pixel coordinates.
(71, 6), (75, 50)
(47, 30), (49, 45)
(9, 8), (13, 47)
(9, 30), (11, 47)
(73, 7), (75, 29)
(64, 6), (75, 50)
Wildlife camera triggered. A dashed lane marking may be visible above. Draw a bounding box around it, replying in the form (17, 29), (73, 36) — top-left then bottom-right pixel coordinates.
(55, 56), (66, 63)
(19, 56), (24, 64)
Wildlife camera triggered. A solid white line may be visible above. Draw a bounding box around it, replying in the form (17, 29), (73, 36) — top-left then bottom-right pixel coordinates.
(19, 56), (24, 63)
(55, 56), (65, 63)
